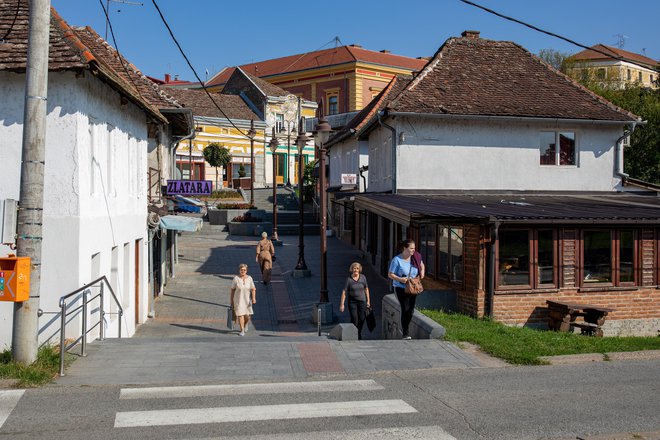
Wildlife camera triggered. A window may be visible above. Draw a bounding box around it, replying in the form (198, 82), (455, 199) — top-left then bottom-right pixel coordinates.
(539, 131), (575, 166)
(638, 72), (643, 82)
(581, 230), (637, 286)
(596, 68), (606, 79)
(419, 225), (436, 278)
(627, 69), (632, 80)
(438, 227), (463, 284)
(497, 229), (556, 289)
(275, 114), (284, 133)
(328, 95), (338, 115)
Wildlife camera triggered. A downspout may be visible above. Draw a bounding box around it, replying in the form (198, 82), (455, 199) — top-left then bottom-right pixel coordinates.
(615, 122), (638, 180)
(358, 165), (368, 193)
(487, 221), (500, 317)
(377, 111), (397, 194)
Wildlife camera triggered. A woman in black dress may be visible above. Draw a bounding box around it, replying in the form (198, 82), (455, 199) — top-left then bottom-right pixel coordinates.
(339, 262), (371, 340)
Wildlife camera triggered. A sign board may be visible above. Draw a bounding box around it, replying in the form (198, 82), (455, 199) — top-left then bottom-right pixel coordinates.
(166, 180), (213, 196)
(340, 174), (357, 185)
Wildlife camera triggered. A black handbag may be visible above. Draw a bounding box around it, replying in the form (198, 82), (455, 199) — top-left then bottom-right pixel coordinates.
(365, 306), (376, 332)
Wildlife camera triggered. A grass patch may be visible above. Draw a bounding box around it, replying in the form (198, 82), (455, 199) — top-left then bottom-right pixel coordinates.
(420, 309), (660, 365)
(0, 345), (74, 387)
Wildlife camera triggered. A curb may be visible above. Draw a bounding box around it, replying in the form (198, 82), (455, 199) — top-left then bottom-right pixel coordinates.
(540, 349), (660, 365)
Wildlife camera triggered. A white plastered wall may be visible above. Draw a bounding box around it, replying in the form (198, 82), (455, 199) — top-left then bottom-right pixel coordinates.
(0, 71), (149, 350)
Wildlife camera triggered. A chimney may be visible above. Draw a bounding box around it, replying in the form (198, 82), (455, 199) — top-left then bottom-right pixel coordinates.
(174, 74), (180, 81)
(350, 44), (362, 48)
(380, 50), (391, 54)
(164, 73), (171, 83)
(461, 30), (480, 39)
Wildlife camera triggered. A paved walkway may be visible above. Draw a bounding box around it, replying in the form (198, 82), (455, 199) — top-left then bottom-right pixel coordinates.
(56, 226), (483, 386)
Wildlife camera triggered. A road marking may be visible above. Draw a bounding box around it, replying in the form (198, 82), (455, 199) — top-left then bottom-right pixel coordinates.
(114, 399), (417, 428)
(0, 389), (25, 429)
(179, 425), (457, 439)
(120, 379), (384, 400)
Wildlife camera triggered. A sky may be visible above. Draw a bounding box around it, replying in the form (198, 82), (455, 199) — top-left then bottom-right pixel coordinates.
(50, 0), (660, 82)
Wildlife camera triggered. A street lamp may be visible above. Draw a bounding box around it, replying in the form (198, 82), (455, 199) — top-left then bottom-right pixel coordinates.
(247, 119), (257, 206)
(314, 116), (332, 303)
(268, 128), (280, 241)
(280, 121), (297, 187)
(293, 118), (310, 276)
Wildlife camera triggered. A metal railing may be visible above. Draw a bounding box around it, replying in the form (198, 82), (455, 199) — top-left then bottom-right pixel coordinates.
(57, 276), (123, 376)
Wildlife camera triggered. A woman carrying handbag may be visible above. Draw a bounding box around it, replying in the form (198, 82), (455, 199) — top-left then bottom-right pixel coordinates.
(388, 239), (422, 339)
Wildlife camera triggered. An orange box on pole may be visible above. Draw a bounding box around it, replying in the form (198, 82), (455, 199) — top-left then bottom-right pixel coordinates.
(0, 255), (30, 302)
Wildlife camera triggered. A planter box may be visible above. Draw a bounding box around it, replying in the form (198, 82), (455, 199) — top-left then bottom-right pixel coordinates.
(228, 221), (272, 236)
(208, 209), (266, 225)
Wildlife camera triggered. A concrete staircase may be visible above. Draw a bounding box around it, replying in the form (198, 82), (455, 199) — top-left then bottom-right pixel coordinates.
(250, 187), (319, 235)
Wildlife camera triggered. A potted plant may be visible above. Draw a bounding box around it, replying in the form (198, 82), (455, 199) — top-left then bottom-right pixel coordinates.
(207, 203), (266, 225)
(227, 212), (272, 236)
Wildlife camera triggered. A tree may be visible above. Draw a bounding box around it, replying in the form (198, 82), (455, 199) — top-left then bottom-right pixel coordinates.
(537, 48), (571, 72)
(203, 143), (231, 190)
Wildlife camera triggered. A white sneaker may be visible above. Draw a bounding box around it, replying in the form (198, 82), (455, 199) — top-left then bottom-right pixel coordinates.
(239, 331), (245, 337)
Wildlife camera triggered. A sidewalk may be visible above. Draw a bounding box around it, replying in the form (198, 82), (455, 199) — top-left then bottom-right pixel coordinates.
(55, 227), (483, 386)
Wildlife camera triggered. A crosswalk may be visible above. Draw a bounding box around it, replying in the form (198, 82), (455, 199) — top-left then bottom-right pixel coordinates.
(114, 379), (457, 438)
(0, 390), (24, 429)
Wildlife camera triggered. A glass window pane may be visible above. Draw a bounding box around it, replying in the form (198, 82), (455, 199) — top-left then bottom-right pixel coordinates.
(538, 230), (554, 285)
(583, 231), (611, 283)
(540, 132), (556, 165)
(559, 132), (575, 165)
(620, 230), (634, 283)
(499, 230), (530, 286)
(450, 228), (463, 284)
(427, 227), (436, 277)
(438, 227), (449, 279)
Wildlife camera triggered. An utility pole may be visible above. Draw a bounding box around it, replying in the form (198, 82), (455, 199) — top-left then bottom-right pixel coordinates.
(12, 0), (51, 364)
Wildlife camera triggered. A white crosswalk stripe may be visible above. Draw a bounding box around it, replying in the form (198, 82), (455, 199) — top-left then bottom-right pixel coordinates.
(114, 399), (417, 428)
(180, 426), (458, 439)
(0, 389), (25, 429)
(120, 379), (384, 399)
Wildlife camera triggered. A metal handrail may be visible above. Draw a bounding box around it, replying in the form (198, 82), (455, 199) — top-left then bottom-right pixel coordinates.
(58, 276), (123, 376)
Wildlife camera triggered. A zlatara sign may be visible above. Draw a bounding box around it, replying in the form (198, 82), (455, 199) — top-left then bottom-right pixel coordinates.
(166, 180), (213, 196)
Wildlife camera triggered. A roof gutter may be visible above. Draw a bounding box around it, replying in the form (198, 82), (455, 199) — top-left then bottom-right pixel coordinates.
(387, 111), (644, 126)
(377, 111), (397, 194)
(615, 121), (641, 180)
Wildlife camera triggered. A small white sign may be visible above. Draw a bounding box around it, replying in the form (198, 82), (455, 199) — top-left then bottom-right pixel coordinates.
(341, 174), (357, 185)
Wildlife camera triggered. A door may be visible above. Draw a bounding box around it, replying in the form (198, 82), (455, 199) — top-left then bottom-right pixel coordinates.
(275, 153), (286, 185)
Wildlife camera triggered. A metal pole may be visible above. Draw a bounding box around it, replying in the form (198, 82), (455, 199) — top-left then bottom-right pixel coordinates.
(317, 307), (322, 336)
(319, 144), (328, 302)
(99, 283), (105, 341)
(12, 0), (51, 364)
(295, 138), (307, 271)
(59, 302), (66, 376)
(286, 126), (291, 187)
(188, 138), (192, 179)
(249, 120), (255, 206)
(272, 149), (279, 241)
(81, 290), (88, 357)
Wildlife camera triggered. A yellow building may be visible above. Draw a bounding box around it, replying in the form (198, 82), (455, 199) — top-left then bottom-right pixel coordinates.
(567, 44), (658, 89)
(206, 45), (428, 116)
(166, 68), (317, 189)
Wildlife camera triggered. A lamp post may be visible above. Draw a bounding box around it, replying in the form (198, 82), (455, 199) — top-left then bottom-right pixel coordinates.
(314, 116), (332, 303)
(293, 118), (310, 276)
(268, 128), (279, 241)
(280, 121), (297, 187)
(247, 119), (257, 206)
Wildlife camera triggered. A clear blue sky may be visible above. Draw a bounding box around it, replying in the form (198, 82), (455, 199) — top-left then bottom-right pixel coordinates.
(51, 0), (659, 82)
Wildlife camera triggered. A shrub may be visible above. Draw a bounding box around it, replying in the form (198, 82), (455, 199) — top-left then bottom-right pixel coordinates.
(216, 203), (255, 210)
(232, 212), (262, 222)
(210, 190), (241, 199)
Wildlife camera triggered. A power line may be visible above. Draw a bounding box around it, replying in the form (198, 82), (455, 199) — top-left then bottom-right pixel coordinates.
(0, 0), (21, 43)
(150, 0), (251, 139)
(458, 0), (657, 72)
(279, 37), (341, 74)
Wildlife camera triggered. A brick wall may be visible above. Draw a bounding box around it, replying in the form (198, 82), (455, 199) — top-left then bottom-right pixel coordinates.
(457, 224), (487, 317)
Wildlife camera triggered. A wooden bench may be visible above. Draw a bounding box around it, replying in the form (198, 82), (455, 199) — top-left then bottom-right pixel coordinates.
(546, 300), (614, 337)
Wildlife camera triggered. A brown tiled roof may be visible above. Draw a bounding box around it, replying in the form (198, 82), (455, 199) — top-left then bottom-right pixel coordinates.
(164, 88), (259, 120)
(327, 74), (413, 147)
(388, 34), (641, 122)
(207, 45), (427, 87)
(0, 1), (168, 122)
(240, 69), (290, 97)
(569, 44), (658, 69)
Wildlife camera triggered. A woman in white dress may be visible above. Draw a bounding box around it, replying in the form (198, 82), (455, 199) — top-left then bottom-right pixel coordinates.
(230, 263), (256, 336)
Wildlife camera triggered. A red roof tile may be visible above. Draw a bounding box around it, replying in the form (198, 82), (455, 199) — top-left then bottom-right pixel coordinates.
(570, 44), (658, 69)
(207, 45), (427, 87)
(388, 34), (640, 122)
(164, 88), (258, 120)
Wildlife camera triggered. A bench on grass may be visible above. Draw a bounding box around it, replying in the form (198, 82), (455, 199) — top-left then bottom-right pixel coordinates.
(546, 300), (614, 337)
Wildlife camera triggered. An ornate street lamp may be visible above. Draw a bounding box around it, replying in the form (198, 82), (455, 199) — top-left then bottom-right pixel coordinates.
(247, 119), (257, 206)
(280, 121), (297, 187)
(314, 116), (332, 303)
(293, 118), (310, 276)
(268, 128), (280, 241)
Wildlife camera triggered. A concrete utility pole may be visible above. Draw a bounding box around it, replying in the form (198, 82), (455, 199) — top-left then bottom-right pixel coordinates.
(12, 0), (51, 364)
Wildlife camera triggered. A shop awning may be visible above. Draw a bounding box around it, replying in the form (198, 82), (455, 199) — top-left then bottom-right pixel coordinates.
(159, 215), (203, 232)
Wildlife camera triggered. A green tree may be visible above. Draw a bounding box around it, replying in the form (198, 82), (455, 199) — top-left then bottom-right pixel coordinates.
(537, 48), (571, 72)
(203, 143), (231, 190)
(303, 161), (317, 203)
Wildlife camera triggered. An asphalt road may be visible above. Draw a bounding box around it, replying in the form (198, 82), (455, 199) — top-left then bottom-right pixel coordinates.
(2, 358), (659, 440)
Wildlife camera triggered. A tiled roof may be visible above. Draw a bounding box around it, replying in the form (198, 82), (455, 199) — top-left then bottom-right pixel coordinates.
(569, 44), (658, 68)
(0, 1), (172, 123)
(388, 33), (640, 122)
(207, 45), (427, 87)
(164, 88), (259, 120)
(240, 69), (290, 98)
(327, 74), (412, 147)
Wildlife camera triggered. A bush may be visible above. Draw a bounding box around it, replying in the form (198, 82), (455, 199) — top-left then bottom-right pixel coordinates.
(231, 212), (262, 222)
(216, 203), (255, 210)
(210, 190), (241, 199)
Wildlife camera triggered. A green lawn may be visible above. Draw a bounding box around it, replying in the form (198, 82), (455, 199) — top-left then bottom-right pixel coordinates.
(0, 346), (73, 387)
(420, 309), (660, 365)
